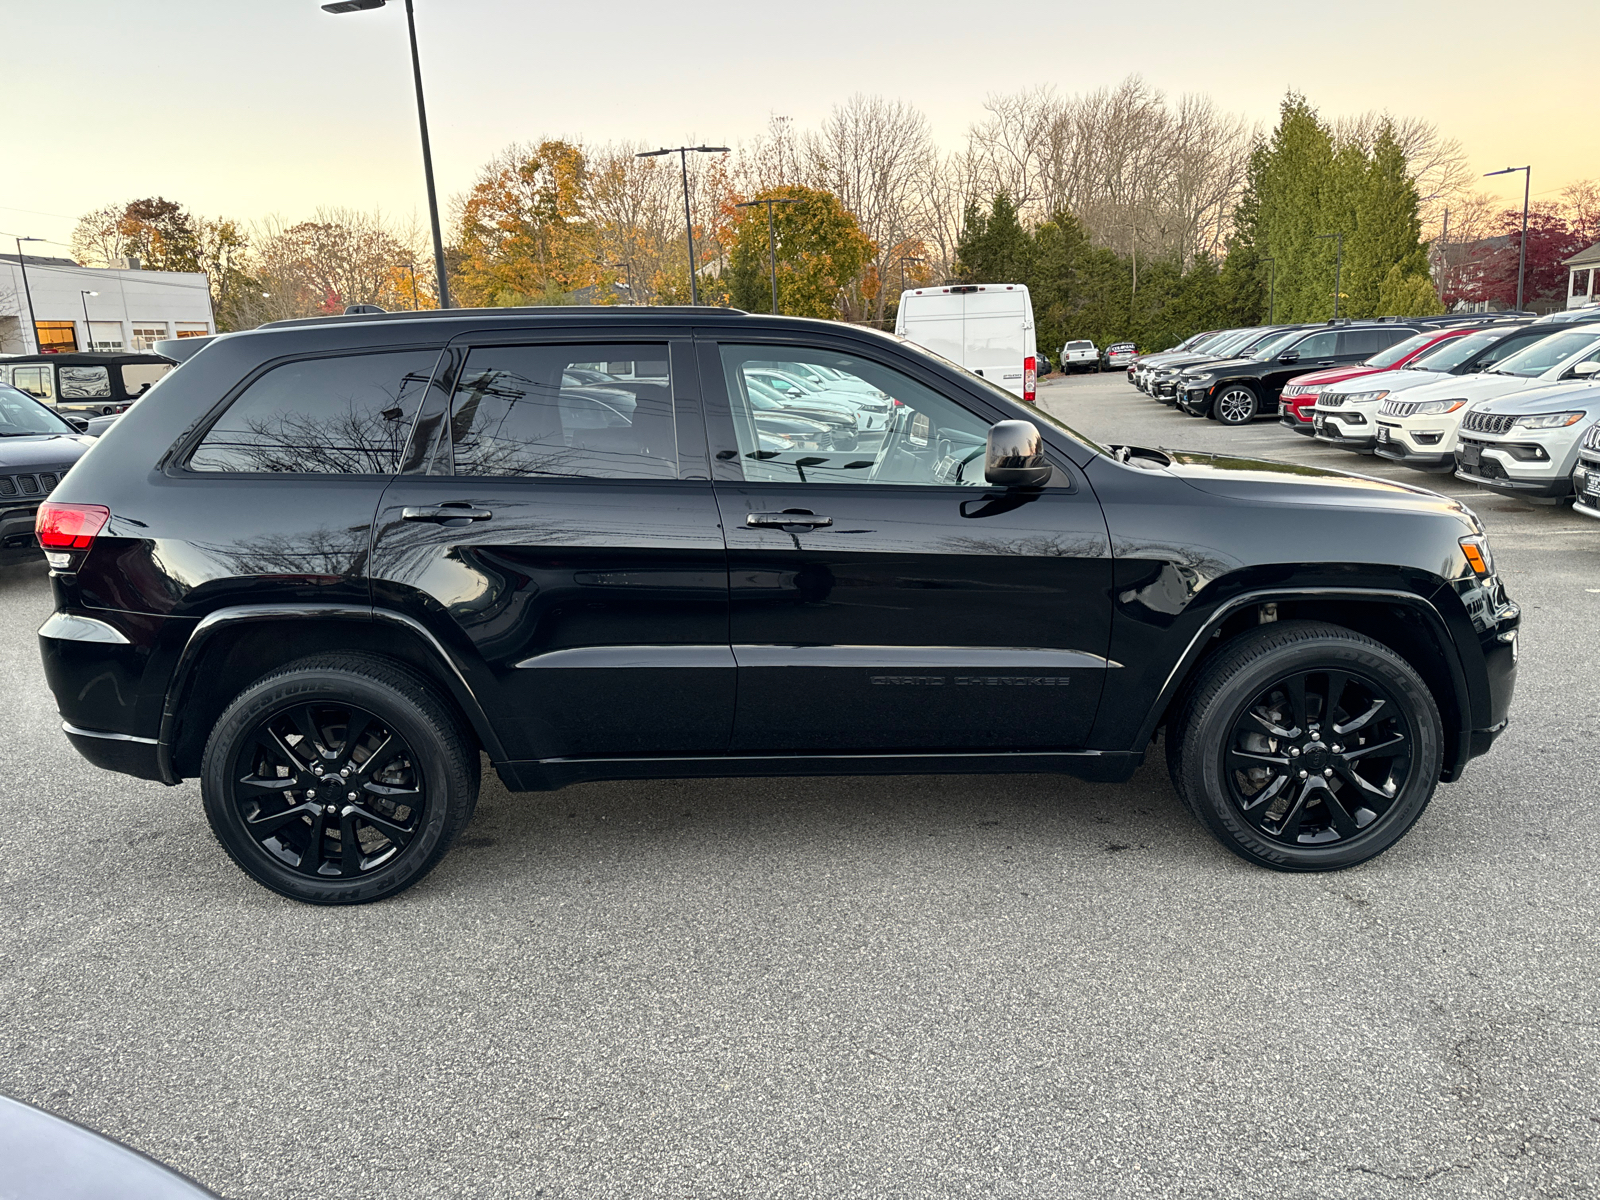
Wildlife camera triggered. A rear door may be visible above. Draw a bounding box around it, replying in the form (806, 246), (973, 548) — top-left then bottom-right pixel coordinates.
(898, 292), (966, 367)
(962, 288), (1030, 395)
(369, 332), (733, 762)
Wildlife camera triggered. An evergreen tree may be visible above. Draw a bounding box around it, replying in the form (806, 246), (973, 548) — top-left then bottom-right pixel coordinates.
(955, 194), (1031, 283)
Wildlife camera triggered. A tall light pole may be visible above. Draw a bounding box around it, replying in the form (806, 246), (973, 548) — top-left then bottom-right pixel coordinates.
(1260, 256), (1276, 324)
(637, 145), (729, 306)
(1315, 232), (1345, 319)
(1485, 166), (1531, 312)
(12, 236), (42, 353)
(80, 291), (99, 351)
(321, 0), (452, 309)
(734, 197), (799, 313)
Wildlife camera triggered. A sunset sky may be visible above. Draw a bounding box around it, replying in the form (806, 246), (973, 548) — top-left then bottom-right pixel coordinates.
(5, 0), (1595, 251)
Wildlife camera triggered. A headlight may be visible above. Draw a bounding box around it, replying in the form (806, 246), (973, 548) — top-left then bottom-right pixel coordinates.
(1512, 411), (1587, 429)
(1186, 373), (1213, 384)
(1409, 399), (1466, 416)
(1345, 390), (1390, 405)
(1459, 534), (1495, 578)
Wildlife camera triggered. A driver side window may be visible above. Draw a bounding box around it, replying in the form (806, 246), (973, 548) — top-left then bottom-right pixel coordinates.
(717, 344), (993, 487)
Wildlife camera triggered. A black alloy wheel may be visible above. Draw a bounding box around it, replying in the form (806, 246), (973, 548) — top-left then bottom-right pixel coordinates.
(1167, 621), (1442, 871)
(202, 654), (479, 904)
(229, 701), (424, 879)
(1213, 384), (1259, 425)
(1223, 668), (1412, 847)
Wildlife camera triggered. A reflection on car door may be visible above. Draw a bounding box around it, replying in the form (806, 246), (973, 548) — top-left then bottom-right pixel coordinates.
(704, 338), (1114, 753)
(369, 336), (733, 761)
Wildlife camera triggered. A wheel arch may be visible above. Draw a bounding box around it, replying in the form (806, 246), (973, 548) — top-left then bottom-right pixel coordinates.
(159, 604), (506, 783)
(1138, 586), (1475, 782)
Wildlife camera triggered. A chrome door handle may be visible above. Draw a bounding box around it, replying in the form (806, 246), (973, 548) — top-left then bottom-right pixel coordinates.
(401, 504), (493, 522)
(746, 511), (833, 528)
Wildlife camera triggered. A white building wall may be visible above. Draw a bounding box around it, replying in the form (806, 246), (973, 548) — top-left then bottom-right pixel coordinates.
(0, 256), (213, 354)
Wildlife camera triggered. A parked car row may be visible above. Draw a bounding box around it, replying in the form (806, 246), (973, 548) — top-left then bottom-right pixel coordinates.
(1116, 309), (1600, 517)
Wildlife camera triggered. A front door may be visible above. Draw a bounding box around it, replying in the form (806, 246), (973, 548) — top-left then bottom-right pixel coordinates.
(369, 336), (733, 762)
(704, 338), (1113, 753)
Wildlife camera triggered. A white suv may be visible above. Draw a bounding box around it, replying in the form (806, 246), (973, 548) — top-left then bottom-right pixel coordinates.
(1452, 381), (1600, 501)
(1372, 329), (1600, 472)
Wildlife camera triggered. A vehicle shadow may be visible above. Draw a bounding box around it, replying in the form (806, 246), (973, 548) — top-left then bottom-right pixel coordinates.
(419, 740), (1238, 901)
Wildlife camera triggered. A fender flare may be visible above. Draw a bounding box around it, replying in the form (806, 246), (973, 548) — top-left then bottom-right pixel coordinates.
(1131, 585), (1472, 751)
(156, 603), (507, 784)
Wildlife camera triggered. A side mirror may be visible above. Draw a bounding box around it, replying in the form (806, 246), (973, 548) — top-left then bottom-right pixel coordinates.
(985, 420), (1051, 488)
(1279, 353), (1300, 364)
(66, 416), (89, 433)
(1571, 361), (1600, 377)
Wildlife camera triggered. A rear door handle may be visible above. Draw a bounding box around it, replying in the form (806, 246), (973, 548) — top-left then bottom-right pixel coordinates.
(401, 504), (493, 523)
(746, 511), (833, 528)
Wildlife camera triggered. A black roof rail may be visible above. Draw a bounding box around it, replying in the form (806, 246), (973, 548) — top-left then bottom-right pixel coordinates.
(257, 304), (747, 331)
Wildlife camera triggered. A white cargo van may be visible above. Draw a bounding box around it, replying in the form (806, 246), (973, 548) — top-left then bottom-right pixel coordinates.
(894, 284), (1037, 402)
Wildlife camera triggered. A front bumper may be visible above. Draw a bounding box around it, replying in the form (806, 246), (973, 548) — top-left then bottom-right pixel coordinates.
(1311, 410), (1376, 450)
(1574, 454), (1600, 518)
(1, 501), (43, 565)
(1452, 437), (1572, 498)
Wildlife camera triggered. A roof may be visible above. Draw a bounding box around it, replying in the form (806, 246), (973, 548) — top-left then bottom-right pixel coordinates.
(0, 352), (177, 366)
(257, 304), (748, 331)
(0, 251), (80, 268)
(1563, 240), (1600, 269)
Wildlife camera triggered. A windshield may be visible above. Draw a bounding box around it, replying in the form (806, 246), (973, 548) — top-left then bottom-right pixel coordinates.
(1408, 329), (1502, 371)
(1250, 330), (1303, 360)
(0, 383), (77, 436)
(1365, 331), (1439, 369)
(1492, 330), (1600, 377)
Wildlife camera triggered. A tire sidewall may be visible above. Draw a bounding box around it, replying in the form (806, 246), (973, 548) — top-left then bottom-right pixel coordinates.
(1185, 635), (1442, 871)
(202, 669), (461, 904)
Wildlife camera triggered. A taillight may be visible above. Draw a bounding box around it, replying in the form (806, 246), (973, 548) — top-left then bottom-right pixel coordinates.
(36, 502), (109, 569)
(1023, 356), (1037, 403)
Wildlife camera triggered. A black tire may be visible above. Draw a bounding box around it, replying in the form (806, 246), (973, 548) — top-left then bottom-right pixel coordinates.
(1166, 621), (1442, 872)
(1212, 383), (1259, 425)
(201, 653), (480, 904)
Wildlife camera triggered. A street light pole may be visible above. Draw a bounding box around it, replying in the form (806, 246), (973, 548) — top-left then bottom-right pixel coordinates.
(80, 291), (99, 351)
(637, 145), (730, 306)
(1315, 232), (1345, 319)
(1260, 257), (1276, 324)
(13, 236), (42, 353)
(1485, 166), (1531, 312)
(734, 197), (799, 313)
(321, 0), (452, 308)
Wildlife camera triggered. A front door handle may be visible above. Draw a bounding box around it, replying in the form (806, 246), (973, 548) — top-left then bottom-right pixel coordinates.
(746, 510), (833, 529)
(401, 504), (493, 523)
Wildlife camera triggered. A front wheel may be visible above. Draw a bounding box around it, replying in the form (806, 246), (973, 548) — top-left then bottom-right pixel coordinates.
(1167, 621), (1443, 872)
(201, 653), (480, 904)
(1213, 384), (1259, 425)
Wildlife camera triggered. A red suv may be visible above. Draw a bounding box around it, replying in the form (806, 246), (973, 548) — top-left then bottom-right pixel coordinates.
(1277, 328), (1479, 436)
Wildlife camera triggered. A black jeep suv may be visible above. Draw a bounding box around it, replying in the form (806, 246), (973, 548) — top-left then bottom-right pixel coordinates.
(37, 307), (1520, 903)
(1177, 321), (1426, 424)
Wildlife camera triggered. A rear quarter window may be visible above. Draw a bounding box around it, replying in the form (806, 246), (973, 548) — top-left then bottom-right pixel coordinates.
(188, 350), (439, 474)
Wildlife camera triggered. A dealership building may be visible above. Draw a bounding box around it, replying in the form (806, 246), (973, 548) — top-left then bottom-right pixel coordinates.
(0, 252), (213, 356)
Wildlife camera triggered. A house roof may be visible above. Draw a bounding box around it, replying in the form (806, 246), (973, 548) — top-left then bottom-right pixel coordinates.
(0, 252), (80, 268)
(1563, 239), (1600, 269)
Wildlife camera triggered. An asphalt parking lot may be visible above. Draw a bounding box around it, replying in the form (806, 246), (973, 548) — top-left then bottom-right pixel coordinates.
(2, 371), (1597, 1199)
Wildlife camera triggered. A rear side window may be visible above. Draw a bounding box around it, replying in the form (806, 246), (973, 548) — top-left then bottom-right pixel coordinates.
(60, 366), (112, 399)
(1338, 329), (1399, 357)
(444, 344), (676, 480)
(190, 350), (438, 474)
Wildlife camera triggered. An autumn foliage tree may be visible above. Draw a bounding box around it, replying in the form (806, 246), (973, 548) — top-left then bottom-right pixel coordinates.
(726, 186), (874, 318)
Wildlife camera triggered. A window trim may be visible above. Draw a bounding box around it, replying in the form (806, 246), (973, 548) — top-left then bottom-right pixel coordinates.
(170, 344), (447, 479)
(699, 333), (1080, 491)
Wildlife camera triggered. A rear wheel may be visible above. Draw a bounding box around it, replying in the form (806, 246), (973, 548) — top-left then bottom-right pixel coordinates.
(201, 654), (479, 904)
(1213, 384), (1259, 425)
(1167, 621), (1442, 872)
